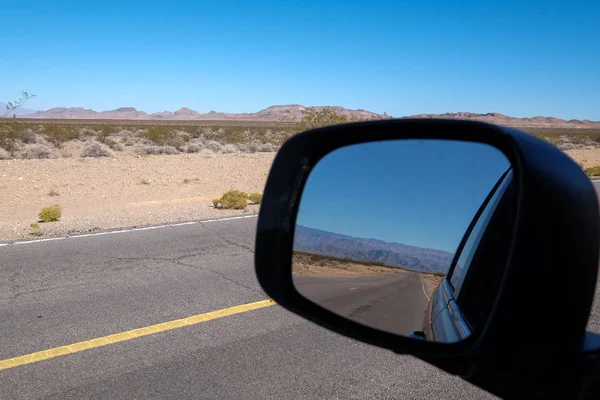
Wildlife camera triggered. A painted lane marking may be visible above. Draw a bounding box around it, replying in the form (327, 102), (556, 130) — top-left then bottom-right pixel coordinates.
(348, 287), (359, 291)
(420, 276), (431, 301)
(0, 299), (274, 372)
(0, 214), (258, 248)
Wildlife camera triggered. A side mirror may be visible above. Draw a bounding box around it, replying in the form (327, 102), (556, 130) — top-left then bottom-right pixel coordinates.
(255, 120), (600, 399)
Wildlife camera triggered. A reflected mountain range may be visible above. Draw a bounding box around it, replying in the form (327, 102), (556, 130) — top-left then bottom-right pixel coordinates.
(294, 225), (454, 274)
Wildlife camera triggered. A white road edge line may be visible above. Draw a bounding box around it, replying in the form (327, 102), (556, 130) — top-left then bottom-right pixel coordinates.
(420, 275), (431, 301)
(0, 214), (258, 247)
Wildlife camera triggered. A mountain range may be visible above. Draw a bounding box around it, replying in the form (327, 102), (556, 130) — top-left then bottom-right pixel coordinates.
(7, 104), (381, 122)
(293, 225), (454, 274)
(2, 102), (598, 128)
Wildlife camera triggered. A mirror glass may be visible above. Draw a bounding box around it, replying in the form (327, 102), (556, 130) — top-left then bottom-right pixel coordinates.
(292, 139), (511, 342)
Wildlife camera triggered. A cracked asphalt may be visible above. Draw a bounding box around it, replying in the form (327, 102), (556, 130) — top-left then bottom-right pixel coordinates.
(1, 216), (598, 399)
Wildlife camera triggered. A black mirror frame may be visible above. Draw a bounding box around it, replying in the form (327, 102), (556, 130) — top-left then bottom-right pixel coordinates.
(255, 119), (599, 396)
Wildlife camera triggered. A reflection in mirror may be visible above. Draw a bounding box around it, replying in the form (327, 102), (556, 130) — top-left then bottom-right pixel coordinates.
(292, 139), (511, 343)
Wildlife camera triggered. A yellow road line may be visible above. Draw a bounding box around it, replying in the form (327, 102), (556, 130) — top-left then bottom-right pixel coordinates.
(0, 299), (275, 372)
(348, 287), (359, 291)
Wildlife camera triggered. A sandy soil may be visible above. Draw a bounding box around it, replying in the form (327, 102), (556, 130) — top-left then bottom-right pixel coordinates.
(0, 152), (275, 242)
(421, 274), (444, 298)
(564, 148), (600, 169)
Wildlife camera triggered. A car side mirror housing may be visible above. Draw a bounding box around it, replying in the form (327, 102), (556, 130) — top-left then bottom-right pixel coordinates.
(254, 120), (600, 399)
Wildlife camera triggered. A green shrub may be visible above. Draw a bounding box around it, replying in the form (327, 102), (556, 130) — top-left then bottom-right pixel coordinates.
(38, 204), (62, 222)
(585, 166), (600, 177)
(212, 198), (220, 207)
(248, 192), (262, 204)
(218, 190), (248, 210)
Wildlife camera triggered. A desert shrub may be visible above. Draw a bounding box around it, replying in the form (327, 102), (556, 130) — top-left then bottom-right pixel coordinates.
(38, 204), (62, 222)
(584, 166), (600, 177)
(142, 125), (170, 144)
(187, 143), (203, 153)
(97, 124), (118, 137)
(140, 126), (189, 149)
(22, 130), (41, 144)
(217, 190), (248, 210)
(296, 107), (350, 132)
(135, 145), (179, 155)
(248, 193), (262, 204)
(205, 140), (225, 153)
(105, 138), (124, 151)
(212, 198), (220, 207)
(44, 124), (80, 147)
(221, 144), (237, 153)
(18, 144), (54, 159)
(0, 121), (27, 150)
(29, 223), (42, 236)
(0, 147), (10, 160)
(557, 143), (577, 150)
(82, 140), (114, 158)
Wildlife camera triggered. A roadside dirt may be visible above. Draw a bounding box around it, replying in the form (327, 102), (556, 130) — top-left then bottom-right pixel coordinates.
(564, 148), (600, 169)
(421, 274), (444, 297)
(0, 152), (275, 241)
(292, 253), (406, 277)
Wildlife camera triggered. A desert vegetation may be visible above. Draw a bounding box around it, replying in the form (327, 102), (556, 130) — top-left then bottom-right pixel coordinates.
(2, 118), (600, 161)
(38, 204), (62, 223)
(0, 120), (293, 160)
(0, 107), (392, 160)
(584, 166), (600, 177)
(212, 190), (263, 210)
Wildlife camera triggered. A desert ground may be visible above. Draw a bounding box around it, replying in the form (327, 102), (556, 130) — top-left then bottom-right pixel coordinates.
(1, 120), (599, 242)
(564, 148), (600, 169)
(0, 151), (275, 241)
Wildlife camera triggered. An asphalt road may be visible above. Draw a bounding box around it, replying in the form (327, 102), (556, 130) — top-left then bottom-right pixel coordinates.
(294, 272), (429, 336)
(0, 215), (598, 399)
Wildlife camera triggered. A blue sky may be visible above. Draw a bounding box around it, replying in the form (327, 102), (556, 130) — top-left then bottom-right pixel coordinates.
(296, 140), (510, 253)
(1, 1), (599, 119)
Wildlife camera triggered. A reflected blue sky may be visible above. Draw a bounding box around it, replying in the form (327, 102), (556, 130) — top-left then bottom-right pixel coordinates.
(297, 140), (510, 253)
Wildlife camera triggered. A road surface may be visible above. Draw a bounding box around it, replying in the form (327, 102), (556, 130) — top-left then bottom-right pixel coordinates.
(1, 216), (598, 399)
(295, 272), (429, 336)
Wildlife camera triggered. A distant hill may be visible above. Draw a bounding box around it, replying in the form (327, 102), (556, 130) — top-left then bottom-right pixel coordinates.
(15, 104), (383, 122)
(403, 112), (600, 129)
(3, 101), (599, 127)
(293, 225), (454, 274)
